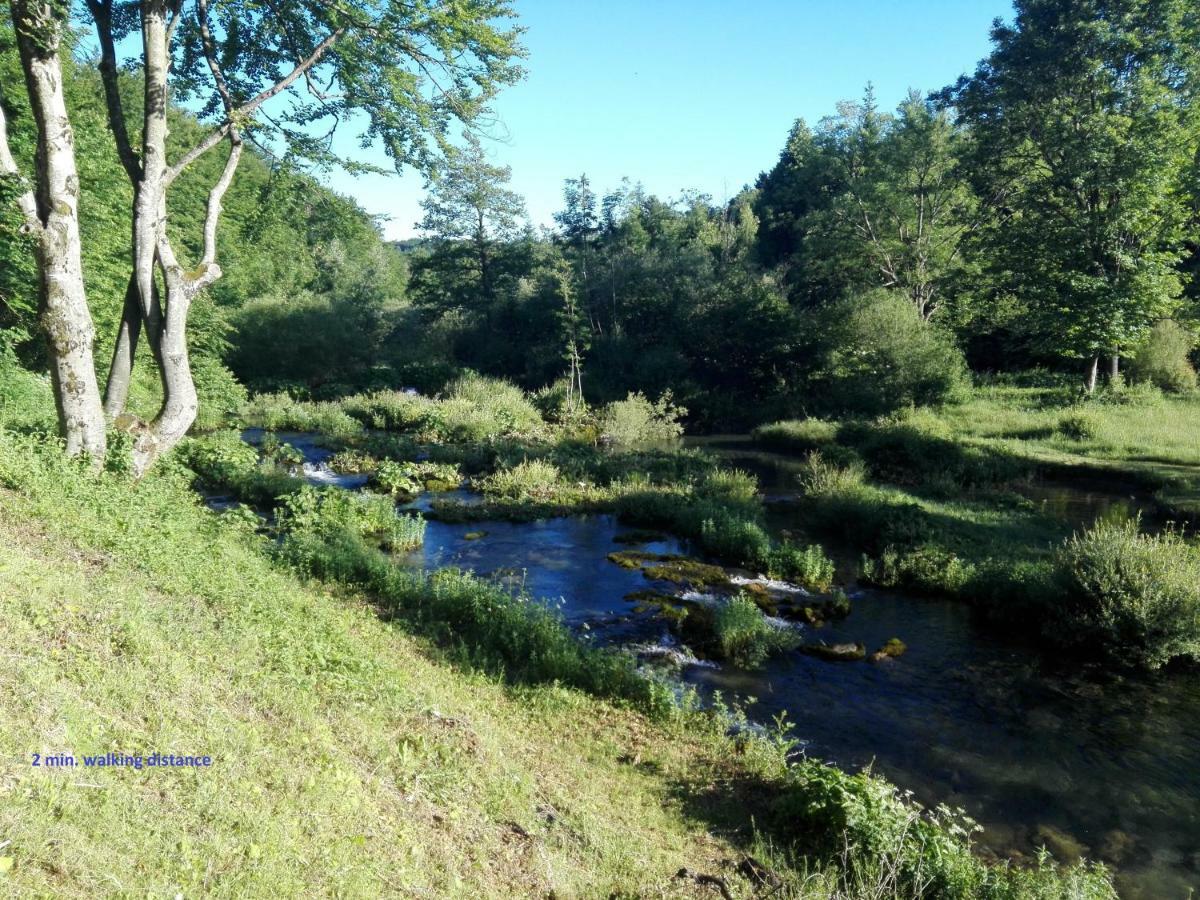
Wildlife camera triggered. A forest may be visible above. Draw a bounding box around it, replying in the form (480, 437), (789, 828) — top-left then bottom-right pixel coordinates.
(1, 0), (1200, 898)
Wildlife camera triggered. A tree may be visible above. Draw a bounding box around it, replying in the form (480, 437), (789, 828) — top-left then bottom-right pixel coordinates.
(552, 257), (587, 414)
(1, 3), (107, 458)
(417, 132), (525, 308)
(831, 91), (980, 320)
(2, 0), (523, 471)
(948, 0), (1200, 391)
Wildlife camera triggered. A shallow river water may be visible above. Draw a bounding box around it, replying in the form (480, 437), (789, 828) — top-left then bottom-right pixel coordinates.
(238, 431), (1200, 897)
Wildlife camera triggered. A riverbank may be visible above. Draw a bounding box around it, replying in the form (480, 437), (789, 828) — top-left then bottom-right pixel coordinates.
(0, 413), (1114, 896)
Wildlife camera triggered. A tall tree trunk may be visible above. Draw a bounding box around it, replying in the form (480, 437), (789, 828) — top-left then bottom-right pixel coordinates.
(1108, 352), (1119, 383)
(1084, 355), (1100, 394)
(7, 1), (106, 461)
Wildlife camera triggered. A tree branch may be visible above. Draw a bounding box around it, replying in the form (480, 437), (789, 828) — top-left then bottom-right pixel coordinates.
(85, 0), (142, 183)
(166, 26), (346, 184)
(0, 100), (42, 233)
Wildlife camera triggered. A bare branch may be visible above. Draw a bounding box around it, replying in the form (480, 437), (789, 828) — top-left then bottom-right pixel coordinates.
(191, 135), (243, 291)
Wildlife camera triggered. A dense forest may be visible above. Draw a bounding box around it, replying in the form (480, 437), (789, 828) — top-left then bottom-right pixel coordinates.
(3, 1), (1200, 898)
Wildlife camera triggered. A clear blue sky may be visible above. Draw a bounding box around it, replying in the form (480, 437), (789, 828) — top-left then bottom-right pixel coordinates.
(323, 0), (1015, 241)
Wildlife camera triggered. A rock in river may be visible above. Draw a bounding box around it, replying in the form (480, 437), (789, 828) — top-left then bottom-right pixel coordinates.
(800, 642), (866, 662)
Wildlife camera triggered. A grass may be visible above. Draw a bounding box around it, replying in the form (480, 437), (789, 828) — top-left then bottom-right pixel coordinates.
(0, 423), (1117, 898)
(756, 379), (1200, 666)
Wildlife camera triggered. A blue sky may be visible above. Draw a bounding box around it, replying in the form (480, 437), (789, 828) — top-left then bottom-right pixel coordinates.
(323, 0), (1015, 241)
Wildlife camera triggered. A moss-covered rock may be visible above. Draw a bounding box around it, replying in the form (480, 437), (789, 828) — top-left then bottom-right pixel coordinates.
(800, 642), (866, 662)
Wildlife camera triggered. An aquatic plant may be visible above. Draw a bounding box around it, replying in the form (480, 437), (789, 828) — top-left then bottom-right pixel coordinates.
(712, 595), (799, 666)
(276, 485), (426, 552)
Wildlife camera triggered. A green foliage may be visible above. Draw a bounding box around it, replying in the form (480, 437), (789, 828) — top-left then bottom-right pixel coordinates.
(768, 542), (836, 590)
(277, 485), (425, 552)
(0, 348), (55, 435)
(770, 759), (1115, 899)
(1127, 320), (1198, 393)
(1056, 411), (1101, 441)
(864, 545), (974, 597)
(839, 416), (1029, 490)
(1054, 520), (1200, 668)
(241, 393), (364, 438)
(711, 596), (800, 667)
(949, 0), (1200, 369)
(752, 418), (837, 453)
(810, 292), (970, 416)
(481, 459), (565, 500)
(177, 431), (304, 507)
(597, 391), (685, 446)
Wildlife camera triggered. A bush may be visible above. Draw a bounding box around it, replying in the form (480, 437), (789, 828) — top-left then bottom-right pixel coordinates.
(177, 431), (303, 507)
(1127, 320), (1198, 393)
(863, 545), (973, 597)
(242, 393), (363, 438)
(699, 513), (773, 568)
(597, 391), (686, 447)
(1053, 520), (1200, 668)
(481, 459), (566, 501)
(1057, 411), (1101, 441)
(797, 451), (867, 497)
(711, 595), (800, 666)
(751, 418), (837, 453)
(768, 542), (835, 590)
(439, 373), (545, 439)
(277, 485), (426, 552)
(769, 759), (1115, 899)
(810, 291), (969, 416)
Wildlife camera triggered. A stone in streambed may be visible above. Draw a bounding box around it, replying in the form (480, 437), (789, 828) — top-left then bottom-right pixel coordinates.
(869, 637), (907, 663)
(800, 642), (866, 662)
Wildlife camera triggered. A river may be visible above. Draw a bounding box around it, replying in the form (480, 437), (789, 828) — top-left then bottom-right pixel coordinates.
(234, 430), (1200, 898)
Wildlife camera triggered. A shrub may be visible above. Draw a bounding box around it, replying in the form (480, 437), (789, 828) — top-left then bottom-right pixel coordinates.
(698, 467), (759, 507)
(241, 393), (362, 438)
(276, 485), (426, 551)
(1057, 411), (1101, 441)
(768, 542), (835, 590)
(439, 373), (545, 439)
(531, 378), (590, 425)
(177, 431), (303, 507)
(1127, 320), (1198, 393)
(863, 545), (973, 597)
(481, 459), (565, 501)
(711, 595), (800, 666)
(1053, 520), (1200, 668)
(190, 357), (249, 431)
(797, 451), (867, 497)
(372, 459), (461, 496)
(699, 514), (772, 568)
(371, 460), (424, 498)
(597, 391), (686, 447)
(751, 418), (837, 453)
(811, 291), (969, 416)
(342, 390), (433, 431)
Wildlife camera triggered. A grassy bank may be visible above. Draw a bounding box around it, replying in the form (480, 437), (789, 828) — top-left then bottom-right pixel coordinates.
(753, 378), (1200, 668)
(0, 421), (1115, 896)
